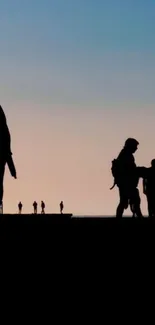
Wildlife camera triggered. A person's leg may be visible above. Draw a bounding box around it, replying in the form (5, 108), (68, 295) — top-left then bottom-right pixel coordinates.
(0, 161), (6, 209)
(147, 194), (154, 217)
(116, 187), (128, 218)
(152, 198), (155, 218)
(130, 203), (136, 217)
(129, 193), (136, 216)
(132, 188), (143, 218)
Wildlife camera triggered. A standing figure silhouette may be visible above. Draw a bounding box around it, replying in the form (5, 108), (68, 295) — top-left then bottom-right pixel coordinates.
(41, 201), (45, 214)
(18, 201), (23, 214)
(33, 201), (38, 214)
(60, 201), (64, 214)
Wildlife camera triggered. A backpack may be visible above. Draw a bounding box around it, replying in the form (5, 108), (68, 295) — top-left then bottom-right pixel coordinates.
(110, 159), (120, 190)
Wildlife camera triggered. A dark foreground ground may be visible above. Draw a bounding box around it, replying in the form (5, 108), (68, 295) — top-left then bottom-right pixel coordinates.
(0, 213), (154, 240)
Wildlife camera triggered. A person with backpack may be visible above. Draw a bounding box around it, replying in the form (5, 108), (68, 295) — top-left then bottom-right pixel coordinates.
(110, 138), (143, 218)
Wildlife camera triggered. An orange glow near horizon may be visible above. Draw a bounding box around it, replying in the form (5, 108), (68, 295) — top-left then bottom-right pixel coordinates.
(3, 101), (154, 216)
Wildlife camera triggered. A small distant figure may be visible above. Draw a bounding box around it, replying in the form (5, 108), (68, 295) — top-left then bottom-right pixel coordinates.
(33, 201), (38, 214)
(143, 159), (155, 218)
(60, 201), (64, 214)
(18, 201), (23, 214)
(41, 201), (45, 214)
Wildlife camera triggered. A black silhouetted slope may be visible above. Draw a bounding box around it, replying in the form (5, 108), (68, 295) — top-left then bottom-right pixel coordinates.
(0, 213), (72, 239)
(0, 215), (154, 240)
(0, 213), (72, 225)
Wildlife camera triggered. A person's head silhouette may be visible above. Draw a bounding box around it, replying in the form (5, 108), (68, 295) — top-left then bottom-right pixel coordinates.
(124, 138), (139, 153)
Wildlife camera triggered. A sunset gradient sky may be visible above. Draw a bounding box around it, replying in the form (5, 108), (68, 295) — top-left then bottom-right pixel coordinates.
(1, 0), (155, 214)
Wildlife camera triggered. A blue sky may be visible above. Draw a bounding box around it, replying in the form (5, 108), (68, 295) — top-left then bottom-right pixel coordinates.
(0, 0), (155, 214)
(1, 1), (155, 52)
(1, 0), (155, 106)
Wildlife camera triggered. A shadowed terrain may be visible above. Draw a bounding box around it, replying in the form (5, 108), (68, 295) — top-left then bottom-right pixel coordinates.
(0, 214), (153, 240)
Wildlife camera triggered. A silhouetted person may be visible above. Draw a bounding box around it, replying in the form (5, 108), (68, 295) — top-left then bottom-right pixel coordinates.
(41, 201), (45, 214)
(111, 138), (143, 218)
(143, 159), (155, 217)
(0, 106), (17, 213)
(60, 201), (64, 214)
(33, 201), (38, 214)
(18, 201), (23, 214)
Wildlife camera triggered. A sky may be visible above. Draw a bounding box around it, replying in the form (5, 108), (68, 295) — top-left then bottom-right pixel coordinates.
(0, 0), (155, 215)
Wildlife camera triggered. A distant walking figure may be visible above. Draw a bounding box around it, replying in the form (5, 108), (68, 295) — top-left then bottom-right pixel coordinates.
(143, 159), (155, 218)
(18, 201), (23, 214)
(110, 138), (143, 218)
(60, 201), (64, 214)
(0, 106), (17, 213)
(41, 201), (45, 214)
(33, 201), (38, 214)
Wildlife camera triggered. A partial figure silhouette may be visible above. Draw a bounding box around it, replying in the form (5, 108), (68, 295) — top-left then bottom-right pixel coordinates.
(0, 106), (17, 213)
(143, 159), (155, 218)
(111, 138), (143, 218)
(33, 201), (38, 214)
(41, 201), (45, 214)
(18, 201), (23, 214)
(60, 201), (64, 214)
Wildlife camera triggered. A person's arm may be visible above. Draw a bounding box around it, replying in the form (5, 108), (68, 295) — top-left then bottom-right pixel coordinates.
(3, 123), (12, 156)
(143, 178), (147, 194)
(4, 124), (17, 178)
(7, 155), (17, 178)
